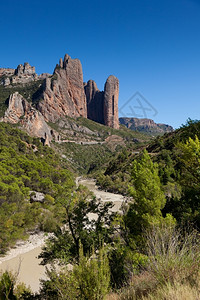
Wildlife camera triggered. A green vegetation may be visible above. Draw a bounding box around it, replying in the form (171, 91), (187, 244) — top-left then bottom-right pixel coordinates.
(0, 122), (74, 253)
(40, 245), (110, 300)
(2, 119), (200, 299)
(76, 117), (152, 142)
(50, 116), (151, 175)
(53, 142), (114, 174)
(118, 225), (200, 300)
(0, 80), (44, 116)
(39, 184), (116, 265)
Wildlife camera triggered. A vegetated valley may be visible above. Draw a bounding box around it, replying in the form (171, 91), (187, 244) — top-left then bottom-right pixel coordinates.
(1, 118), (200, 299)
(0, 57), (200, 299)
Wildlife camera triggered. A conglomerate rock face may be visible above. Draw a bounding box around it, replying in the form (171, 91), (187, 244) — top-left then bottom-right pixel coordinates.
(3, 92), (30, 124)
(1, 92), (56, 145)
(37, 54), (87, 122)
(84, 76), (119, 129)
(38, 54), (119, 128)
(0, 63), (50, 86)
(84, 80), (104, 124)
(104, 76), (119, 129)
(0, 54), (120, 143)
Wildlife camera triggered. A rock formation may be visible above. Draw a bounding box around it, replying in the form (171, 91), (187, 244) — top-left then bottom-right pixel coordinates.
(0, 53), (120, 140)
(37, 54), (87, 122)
(0, 68), (15, 77)
(119, 117), (173, 135)
(15, 62), (35, 76)
(2, 92), (57, 145)
(0, 63), (50, 86)
(85, 75), (119, 129)
(84, 80), (104, 124)
(104, 76), (119, 129)
(38, 54), (119, 128)
(3, 92), (30, 124)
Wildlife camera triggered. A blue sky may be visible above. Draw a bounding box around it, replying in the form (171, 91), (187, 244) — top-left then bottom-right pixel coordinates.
(1, 0), (200, 129)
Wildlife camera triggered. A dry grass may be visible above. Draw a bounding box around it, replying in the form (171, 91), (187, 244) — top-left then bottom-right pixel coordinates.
(145, 225), (200, 285)
(114, 225), (200, 300)
(142, 281), (200, 300)
(117, 272), (158, 300)
(105, 293), (120, 300)
(117, 273), (200, 300)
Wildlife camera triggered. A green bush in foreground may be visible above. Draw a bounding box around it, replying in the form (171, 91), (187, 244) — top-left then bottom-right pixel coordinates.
(40, 245), (110, 300)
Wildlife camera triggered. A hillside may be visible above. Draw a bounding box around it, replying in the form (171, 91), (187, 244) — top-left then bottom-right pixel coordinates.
(2, 118), (200, 299)
(49, 116), (152, 174)
(119, 117), (173, 136)
(1, 119), (200, 299)
(97, 118), (200, 192)
(0, 122), (75, 253)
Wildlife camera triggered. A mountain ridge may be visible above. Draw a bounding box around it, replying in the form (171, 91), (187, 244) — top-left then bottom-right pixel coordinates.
(119, 117), (173, 136)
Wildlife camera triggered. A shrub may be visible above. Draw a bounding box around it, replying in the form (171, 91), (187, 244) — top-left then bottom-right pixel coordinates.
(145, 225), (200, 285)
(0, 271), (17, 300)
(40, 245), (111, 300)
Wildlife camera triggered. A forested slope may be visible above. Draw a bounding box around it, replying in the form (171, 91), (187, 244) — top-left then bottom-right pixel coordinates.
(97, 119), (200, 228)
(0, 123), (74, 253)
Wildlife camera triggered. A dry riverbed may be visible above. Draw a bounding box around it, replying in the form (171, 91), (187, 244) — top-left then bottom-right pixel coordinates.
(0, 233), (49, 292)
(0, 178), (125, 292)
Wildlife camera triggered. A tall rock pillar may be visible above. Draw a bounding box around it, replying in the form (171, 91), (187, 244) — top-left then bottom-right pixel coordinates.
(37, 54), (87, 122)
(104, 75), (119, 129)
(84, 80), (104, 124)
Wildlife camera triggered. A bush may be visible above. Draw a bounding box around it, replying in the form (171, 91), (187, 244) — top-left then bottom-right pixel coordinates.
(0, 271), (17, 300)
(117, 225), (200, 300)
(40, 245), (111, 300)
(145, 225), (200, 285)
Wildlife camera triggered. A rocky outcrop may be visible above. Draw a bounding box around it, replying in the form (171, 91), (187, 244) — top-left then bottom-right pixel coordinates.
(0, 68), (15, 86)
(84, 76), (119, 129)
(29, 191), (45, 203)
(0, 63), (50, 86)
(3, 92), (30, 124)
(84, 80), (104, 124)
(12, 63), (38, 85)
(38, 54), (87, 122)
(119, 117), (173, 135)
(104, 76), (119, 129)
(1, 92), (58, 145)
(15, 63), (35, 76)
(0, 54), (119, 132)
(0, 68), (15, 77)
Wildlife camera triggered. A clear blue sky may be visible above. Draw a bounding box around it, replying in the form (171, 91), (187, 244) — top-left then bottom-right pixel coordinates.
(1, 0), (200, 129)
